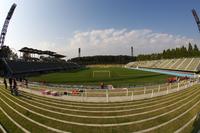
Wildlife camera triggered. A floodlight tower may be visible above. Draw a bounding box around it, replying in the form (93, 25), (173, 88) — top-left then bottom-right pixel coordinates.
(131, 46), (133, 57)
(192, 9), (200, 32)
(78, 48), (81, 57)
(0, 3), (17, 48)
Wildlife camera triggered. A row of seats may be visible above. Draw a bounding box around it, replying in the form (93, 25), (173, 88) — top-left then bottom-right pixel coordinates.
(3, 59), (81, 75)
(126, 58), (200, 72)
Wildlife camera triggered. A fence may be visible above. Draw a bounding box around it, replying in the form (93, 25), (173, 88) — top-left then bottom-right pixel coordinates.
(21, 79), (199, 102)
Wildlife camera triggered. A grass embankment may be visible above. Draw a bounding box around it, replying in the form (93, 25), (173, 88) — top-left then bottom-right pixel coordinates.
(0, 85), (200, 132)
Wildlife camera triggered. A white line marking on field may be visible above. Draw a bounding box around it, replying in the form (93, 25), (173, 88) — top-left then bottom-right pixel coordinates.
(132, 95), (200, 133)
(0, 98), (70, 133)
(18, 88), (198, 119)
(174, 114), (197, 133)
(17, 86), (195, 114)
(20, 86), (192, 111)
(0, 88), (199, 127)
(0, 107), (30, 133)
(0, 122), (7, 133)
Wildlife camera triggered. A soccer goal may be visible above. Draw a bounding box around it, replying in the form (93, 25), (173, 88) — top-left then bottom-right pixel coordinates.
(92, 70), (111, 78)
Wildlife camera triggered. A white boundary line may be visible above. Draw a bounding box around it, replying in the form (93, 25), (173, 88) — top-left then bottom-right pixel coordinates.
(0, 107), (30, 133)
(174, 114), (197, 133)
(132, 94), (200, 133)
(0, 98), (69, 133)
(19, 83), (190, 110)
(0, 123), (7, 133)
(17, 88), (199, 119)
(0, 88), (199, 127)
(18, 80), (188, 105)
(19, 86), (193, 113)
(20, 87), (189, 110)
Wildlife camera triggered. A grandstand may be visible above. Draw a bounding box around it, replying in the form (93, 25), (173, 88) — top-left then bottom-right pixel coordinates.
(126, 58), (200, 72)
(1, 47), (82, 78)
(2, 59), (81, 77)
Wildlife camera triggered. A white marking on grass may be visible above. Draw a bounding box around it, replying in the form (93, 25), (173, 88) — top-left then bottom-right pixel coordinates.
(19, 87), (196, 114)
(0, 107), (30, 133)
(0, 88), (199, 127)
(17, 88), (199, 119)
(18, 81), (187, 106)
(19, 85), (192, 111)
(132, 95), (200, 133)
(0, 122), (7, 133)
(174, 114), (197, 133)
(0, 98), (70, 133)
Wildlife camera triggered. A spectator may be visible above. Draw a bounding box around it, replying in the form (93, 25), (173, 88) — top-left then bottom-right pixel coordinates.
(25, 79), (28, 88)
(3, 78), (7, 89)
(8, 78), (13, 95)
(100, 82), (104, 89)
(13, 78), (18, 96)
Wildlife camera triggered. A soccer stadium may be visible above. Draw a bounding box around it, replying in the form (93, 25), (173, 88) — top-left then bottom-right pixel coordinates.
(1, 1), (200, 133)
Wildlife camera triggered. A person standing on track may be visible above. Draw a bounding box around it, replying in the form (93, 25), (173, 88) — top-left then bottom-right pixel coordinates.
(13, 78), (18, 96)
(3, 78), (7, 89)
(8, 77), (13, 95)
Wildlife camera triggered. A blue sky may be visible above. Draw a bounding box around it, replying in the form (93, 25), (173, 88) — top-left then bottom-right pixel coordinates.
(1, 0), (200, 58)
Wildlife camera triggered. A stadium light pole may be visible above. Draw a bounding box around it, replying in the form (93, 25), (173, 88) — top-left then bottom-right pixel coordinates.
(192, 9), (200, 32)
(131, 46), (133, 57)
(0, 3), (17, 48)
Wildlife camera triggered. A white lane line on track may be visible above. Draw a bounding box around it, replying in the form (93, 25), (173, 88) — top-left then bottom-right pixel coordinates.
(0, 122), (7, 133)
(19, 87), (197, 114)
(0, 98), (70, 133)
(174, 114), (197, 133)
(19, 83), (189, 107)
(0, 107), (30, 133)
(19, 86), (192, 111)
(0, 88), (199, 127)
(17, 88), (199, 119)
(132, 96), (200, 133)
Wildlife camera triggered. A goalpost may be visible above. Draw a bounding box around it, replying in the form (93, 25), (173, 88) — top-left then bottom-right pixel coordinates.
(92, 70), (111, 78)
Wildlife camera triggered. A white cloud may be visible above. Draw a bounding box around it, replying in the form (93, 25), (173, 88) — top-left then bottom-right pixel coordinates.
(65, 28), (196, 59)
(11, 28), (198, 60)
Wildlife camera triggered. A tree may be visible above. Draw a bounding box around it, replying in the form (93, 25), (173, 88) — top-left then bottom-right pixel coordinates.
(188, 43), (193, 57)
(0, 46), (12, 59)
(0, 46), (18, 60)
(194, 44), (199, 56)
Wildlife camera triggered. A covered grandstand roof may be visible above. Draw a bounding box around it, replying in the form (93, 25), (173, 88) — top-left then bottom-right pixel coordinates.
(19, 47), (66, 58)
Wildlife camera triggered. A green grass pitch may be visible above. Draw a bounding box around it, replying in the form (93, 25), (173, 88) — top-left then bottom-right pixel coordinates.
(29, 67), (171, 86)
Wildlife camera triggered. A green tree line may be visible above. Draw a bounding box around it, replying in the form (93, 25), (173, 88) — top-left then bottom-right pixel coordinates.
(69, 43), (200, 64)
(68, 55), (136, 65)
(137, 43), (199, 61)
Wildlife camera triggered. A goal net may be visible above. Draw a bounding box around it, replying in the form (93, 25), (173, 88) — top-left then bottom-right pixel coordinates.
(92, 70), (111, 78)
